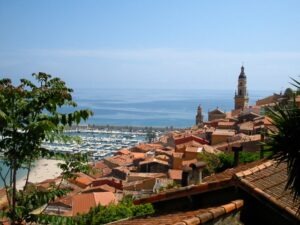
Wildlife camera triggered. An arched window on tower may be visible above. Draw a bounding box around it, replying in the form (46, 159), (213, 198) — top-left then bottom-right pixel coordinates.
(239, 90), (242, 95)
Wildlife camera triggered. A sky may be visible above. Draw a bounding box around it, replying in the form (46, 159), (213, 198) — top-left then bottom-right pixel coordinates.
(1, 0), (300, 91)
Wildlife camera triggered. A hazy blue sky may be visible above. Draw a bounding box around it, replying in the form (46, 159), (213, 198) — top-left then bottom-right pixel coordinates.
(1, 0), (300, 91)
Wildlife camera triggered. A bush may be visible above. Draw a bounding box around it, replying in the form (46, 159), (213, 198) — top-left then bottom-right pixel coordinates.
(199, 151), (264, 174)
(74, 196), (155, 225)
(215, 153), (234, 172)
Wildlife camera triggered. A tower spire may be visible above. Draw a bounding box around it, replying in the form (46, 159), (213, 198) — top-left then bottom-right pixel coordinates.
(234, 66), (249, 109)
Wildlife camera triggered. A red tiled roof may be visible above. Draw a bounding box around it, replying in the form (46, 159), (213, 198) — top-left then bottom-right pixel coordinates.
(139, 158), (169, 166)
(110, 200), (243, 225)
(70, 173), (95, 188)
(182, 159), (198, 167)
(238, 121), (254, 131)
(218, 121), (236, 126)
(131, 143), (164, 153)
(174, 135), (209, 145)
(235, 160), (300, 220)
(82, 184), (116, 193)
(130, 152), (146, 159)
(212, 129), (235, 136)
(185, 146), (202, 153)
(168, 169), (182, 180)
(104, 155), (134, 168)
(173, 152), (184, 158)
(72, 192), (117, 215)
(117, 148), (131, 155)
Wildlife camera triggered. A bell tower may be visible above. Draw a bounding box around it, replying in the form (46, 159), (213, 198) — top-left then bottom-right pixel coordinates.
(195, 105), (203, 126)
(234, 66), (249, 110)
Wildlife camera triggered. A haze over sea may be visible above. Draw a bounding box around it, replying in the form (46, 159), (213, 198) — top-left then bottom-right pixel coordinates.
(74, 88), (274, 128)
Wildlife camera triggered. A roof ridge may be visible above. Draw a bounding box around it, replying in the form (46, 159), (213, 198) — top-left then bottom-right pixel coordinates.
(235, 160), (275, 178)
(174, 199), (244, 225)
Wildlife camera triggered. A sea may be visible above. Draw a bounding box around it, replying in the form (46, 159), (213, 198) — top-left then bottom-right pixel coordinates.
(0, 88), (273, 187)
(73, 88), (273, 127)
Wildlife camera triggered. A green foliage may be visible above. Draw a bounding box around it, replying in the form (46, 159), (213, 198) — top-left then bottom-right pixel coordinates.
(73, 197), (154, 225)
(58, 153), (90, 180)
(131, 203), (155, 217)
(198, 152), (220, 176)
(215, 153), (234, 172)
(266, 78), (300, 201)
(0, 73), (93, 224)
(199, 151), (263, 174)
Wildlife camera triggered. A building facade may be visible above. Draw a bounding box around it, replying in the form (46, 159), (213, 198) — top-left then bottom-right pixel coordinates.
(234, 66), (249, 110)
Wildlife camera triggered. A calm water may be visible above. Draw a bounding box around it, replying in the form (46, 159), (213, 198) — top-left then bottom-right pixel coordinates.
(73, 88), (272, 127)
(0, 161), (27, 188)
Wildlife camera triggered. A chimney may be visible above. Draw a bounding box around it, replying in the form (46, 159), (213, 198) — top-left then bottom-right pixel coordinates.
(196, 161), (206, 184)
(232, 145), (243, 167)
(181, 166), (192, 187)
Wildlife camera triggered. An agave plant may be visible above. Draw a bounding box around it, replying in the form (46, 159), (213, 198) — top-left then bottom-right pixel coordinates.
(266, 77), (300, 201)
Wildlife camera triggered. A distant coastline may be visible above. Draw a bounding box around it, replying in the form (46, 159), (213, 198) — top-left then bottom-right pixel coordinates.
(67, 124), (180, 132)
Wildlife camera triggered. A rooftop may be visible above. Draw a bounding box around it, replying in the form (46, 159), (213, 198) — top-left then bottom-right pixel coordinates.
(72, 192), (117, 216)
(235, 160), (300, 220)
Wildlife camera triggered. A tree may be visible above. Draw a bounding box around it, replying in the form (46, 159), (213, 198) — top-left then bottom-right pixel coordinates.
(0, 73), (93, 224)
(266, 77), (300, 203)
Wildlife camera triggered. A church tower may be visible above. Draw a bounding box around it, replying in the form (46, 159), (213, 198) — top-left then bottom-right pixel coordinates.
(234, 66), (249, 110)
(195, 105), (204, 126)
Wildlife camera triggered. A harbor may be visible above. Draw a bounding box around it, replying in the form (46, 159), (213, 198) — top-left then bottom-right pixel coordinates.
(43, 127), (162, 160)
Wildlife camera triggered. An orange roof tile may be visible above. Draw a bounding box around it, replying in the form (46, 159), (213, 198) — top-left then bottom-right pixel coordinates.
(72, 192), (117, 215)
(117, 148), (131, 155)
(212, 129), (235, 136)
(70, 173), (95, 188)
(234, 161), (300, 220)
(111, 200), (243, 225)
(182, 159), (198, 167)
(174, 135), (209, 146)
(168, 169), (182, 180)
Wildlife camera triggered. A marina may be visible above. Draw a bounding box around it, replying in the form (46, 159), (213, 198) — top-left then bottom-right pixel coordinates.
(42, 128), (155, 160)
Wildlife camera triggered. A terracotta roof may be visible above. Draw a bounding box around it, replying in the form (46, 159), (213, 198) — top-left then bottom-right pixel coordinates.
(235, 160), (300, 220)
(238, 121), (254, 131)
(131, 143), (164, 153)
(130, 152), (146, 159)
(111, 200), (243, 225)
(202, 145), (221, 154)
(185, 146), (203, 153)
(139, 158), (169, 166)
(217, 121), (236, 127)
(202, 160), (266, 184)
(70, 173), (95, 188)
(212, 134), (261, 149)
(128, 172), (167, 181)
(173, 152), (184, 158)
(176, 140), (203, 150)
(174, 135), (209, 146)
(168, 169), (182, 180)
(82, 184), (116, 193)
(90, 161), (112, 178)
(117, 148), (131, 155)
(104, 155), (134, 168)
(72, 192), (117, 215)
(182, 159), (198, 167)
(212, 129), (235, 136)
